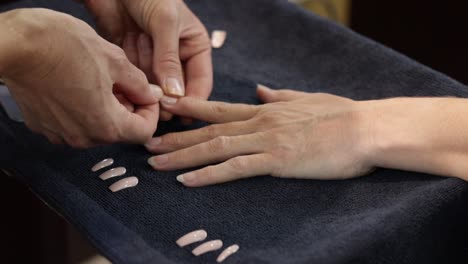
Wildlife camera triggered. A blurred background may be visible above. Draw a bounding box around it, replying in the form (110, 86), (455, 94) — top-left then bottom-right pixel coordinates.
(3, 0), (468, 263)
(297, 0), (468, 85)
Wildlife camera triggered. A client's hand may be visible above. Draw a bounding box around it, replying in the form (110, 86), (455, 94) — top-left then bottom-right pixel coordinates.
(0, 9), (162, 148)
(146, 85), (375, 187)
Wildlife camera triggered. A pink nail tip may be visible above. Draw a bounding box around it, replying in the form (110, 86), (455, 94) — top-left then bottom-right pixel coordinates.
(192, 239), (223, 256)
(211, 30), (227, 48)
(108, 176), (139, 192)
(99, 167), (127, 180)
(176, 229), (208, 247)
(91, 158), (114, 172)
(217, 244), (240, 263)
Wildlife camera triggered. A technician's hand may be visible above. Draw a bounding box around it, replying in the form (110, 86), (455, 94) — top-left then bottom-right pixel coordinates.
(83, 0), (213, 121)
(146, 85), (375, 187)
(0, 9), (162, 148)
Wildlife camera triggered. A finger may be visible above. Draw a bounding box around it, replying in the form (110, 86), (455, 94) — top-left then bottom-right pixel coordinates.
(257, 85), (309, 103)
(174, 154), (273, 187)
(43, 130), (64, 145)
(118, 103), (159, 143)
(115, 93), (135, 112)
(137, 33), (154, 82)
(150, 6), (186, 97)
(145, 119), (257, 153)
(161, 96), (258, 123)
(113, 60), (163, 105)
(180, 117), (193, 125)
(122, 32), (139, 66)
(147, 133), (264, 170)
(159, 110), (173, 121)
(83, 0), (125, 45)
(183, 48), (213, 100)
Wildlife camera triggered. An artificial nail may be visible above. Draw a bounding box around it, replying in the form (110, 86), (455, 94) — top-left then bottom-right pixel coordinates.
(149, 84), (163, 99)
(176, 229), (208, 247)
(161, 96), (178, 105)
(145, 137), (162, 149)
(91, 158), (114, 172)
(165, 78), (184, 97)
(192, 240), (223, 256)
(217, 244), (240, 263)
(176, 172), (196, 184)
(211, 30), (227, 49)
(99, 167), (127, 180)
(108, 176), (139, 192)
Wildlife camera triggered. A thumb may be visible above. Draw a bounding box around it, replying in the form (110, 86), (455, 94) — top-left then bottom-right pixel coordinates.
(120, 0), (185, 97)
(113, 61), (163, 105)
(257, 84), (308, 103)
(150, 11), (185, 97)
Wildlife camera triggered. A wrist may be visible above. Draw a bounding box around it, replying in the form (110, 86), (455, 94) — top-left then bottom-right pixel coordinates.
(358, 97), (462, 177)
(0, 9), (52, 79)
(358, 98), (420, 170)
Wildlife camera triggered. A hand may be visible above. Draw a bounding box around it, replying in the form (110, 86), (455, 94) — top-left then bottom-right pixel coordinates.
(145, 85), (374, 187)
(83, 0), (213, 121)
(0, 9), (162, 148)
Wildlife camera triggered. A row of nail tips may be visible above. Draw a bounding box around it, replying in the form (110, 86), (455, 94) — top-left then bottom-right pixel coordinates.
(176, 229), (240, 262)
(91, 158), (139, 192)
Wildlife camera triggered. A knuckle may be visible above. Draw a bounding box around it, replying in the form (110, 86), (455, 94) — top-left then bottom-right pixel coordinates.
(229, 157), (249, 172)
(204, 125), (219, 139)
(99, 124), (120, 143)
(154, 5), (179, 26)
(256, 111), (281, 126)
(202, 165), (216, 182)
(209, 103), (228, 115)
(155, 51), (181, 73)
(208, 136), (230, 153)
(164, 133), (182, 147)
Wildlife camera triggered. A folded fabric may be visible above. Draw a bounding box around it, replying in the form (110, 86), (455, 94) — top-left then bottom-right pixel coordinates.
(1, 0), (468, 263)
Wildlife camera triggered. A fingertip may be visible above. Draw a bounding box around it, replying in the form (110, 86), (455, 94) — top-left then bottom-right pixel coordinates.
(257, 84), (275, 103)
(176, 172), (201, 187)
(159, 110), (174, 121)
(149, 84), (163, 100)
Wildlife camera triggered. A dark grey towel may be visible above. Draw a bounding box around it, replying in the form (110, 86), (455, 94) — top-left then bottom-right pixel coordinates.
(1, 0), (468, 263)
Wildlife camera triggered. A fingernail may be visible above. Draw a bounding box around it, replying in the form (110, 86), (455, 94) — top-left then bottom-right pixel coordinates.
(165, 78), (185, 97)
(145, 137), (162, 149)
(176, 172), (196, 183)
(148, 155), (168, 167)
(149, 84), (163, 99)
(161, 95), (178, 105)
(257, 84), (272, 91)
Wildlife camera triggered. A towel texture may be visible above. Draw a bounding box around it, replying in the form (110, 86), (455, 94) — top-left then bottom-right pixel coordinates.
(1, 0), (468, 263)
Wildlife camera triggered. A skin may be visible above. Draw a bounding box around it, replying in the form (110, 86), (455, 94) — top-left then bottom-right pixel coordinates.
(147, 85), (468, 187)
(81, 0), (213, 121)
(0, 9), (162, 147)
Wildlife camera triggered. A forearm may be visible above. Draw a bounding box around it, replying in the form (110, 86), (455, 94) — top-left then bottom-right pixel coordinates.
(363, 97), (468, 180)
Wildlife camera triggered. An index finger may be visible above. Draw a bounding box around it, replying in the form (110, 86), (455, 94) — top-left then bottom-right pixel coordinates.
(161, 97), (259, 123)
(119, 103), (159, 143)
